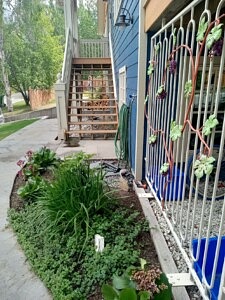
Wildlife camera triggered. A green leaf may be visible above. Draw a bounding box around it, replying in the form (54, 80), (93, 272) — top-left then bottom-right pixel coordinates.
(148, 134), (157, 144)
(202, 114), (219, 136)
(139, 291), (151, 300)
(119, 288), (137, 300)
(147, 61), (154, 76)
(154, 43), (160, 53)
(173, 28), (177, 46)
(184, 80), (192, 97)
(170, 121), (182, 141)
(144, 95), (149, 104)
(160, 163), (170, 175)
(113, 275), (131, 290)
(206, 24), (223, 49)
(193, 155), (216, 179)
(154, 273), (172, 300)
(101, 284), (119, 300)
(140, 258), (147, 270)
(157, 85), (164, 94)
(196, 17), (208, 42)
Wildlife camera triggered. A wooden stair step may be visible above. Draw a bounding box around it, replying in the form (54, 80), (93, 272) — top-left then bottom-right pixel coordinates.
(69, 91), (115, 95)
(68, 121), (118, 125)
(68, 98), (116, 103)
(68, 113), (117, 117)
(66, 129), (117, 134)
(68, 106), (116, 109)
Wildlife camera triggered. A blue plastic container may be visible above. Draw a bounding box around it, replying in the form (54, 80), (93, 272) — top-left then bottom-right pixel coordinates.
(192, 236), (225, 300)
(153, 166), (184, 201)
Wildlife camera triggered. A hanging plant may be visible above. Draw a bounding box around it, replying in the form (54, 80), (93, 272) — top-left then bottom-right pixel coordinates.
(193, 155), (215, 179)
(170, 121), (182, 141)
(184, 80), (192, 97)
(202, 114), (219, 136)
(206, 23), (223, 49)
(172, 28), (177, 47)
(196, 16), (208, 42)
(156, 85), (167, 100)
(209, 38), (224, 57)
(154, 43), (160, 53)
(147, 60), (155, 76)
(148, 134), (157, 145)
(160, 163), (170, 176)
(169, 59), (177, 74)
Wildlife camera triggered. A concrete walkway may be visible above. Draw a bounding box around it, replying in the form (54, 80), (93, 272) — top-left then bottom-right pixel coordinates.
(0, 118), (116, 299)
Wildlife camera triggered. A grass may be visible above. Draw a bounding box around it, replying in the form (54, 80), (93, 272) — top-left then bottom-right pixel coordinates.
(2, 98), (56, 117)
(0, 119), (38, 141)
(2, 101), (31, 116)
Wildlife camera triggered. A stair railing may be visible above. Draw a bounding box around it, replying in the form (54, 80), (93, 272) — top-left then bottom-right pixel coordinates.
(55, 28), (73, 139)
(79, 38), (110, 58)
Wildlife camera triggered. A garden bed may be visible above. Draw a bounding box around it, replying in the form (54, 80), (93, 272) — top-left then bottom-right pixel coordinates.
(8, 149), (168, 299)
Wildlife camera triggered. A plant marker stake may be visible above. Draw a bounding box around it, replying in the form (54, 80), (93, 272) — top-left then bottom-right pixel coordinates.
(95, 234), (104, 252)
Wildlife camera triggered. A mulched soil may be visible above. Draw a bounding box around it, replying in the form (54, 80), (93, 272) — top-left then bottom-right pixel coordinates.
(10, 167), (160, 300)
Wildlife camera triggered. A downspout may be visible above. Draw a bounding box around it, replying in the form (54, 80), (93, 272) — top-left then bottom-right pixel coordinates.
(134, 0), (147, 180)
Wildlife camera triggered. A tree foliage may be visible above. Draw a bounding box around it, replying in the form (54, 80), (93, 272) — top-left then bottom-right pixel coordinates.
(3, 0), (64, 105)
(78, 0), (100, 39)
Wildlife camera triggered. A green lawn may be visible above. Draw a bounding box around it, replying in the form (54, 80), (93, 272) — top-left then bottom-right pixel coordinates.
(2, 101), (31, 116)
(0, 119), (38, 141)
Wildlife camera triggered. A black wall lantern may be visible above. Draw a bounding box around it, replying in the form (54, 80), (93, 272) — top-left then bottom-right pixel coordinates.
(115, 7), (133, 28)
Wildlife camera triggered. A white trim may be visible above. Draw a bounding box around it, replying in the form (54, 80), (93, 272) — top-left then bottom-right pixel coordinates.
(134, 0), (147, 180)
(109, 32), (117, 100)
(114, 0), (122, 23)
(118, 65), (127, 109)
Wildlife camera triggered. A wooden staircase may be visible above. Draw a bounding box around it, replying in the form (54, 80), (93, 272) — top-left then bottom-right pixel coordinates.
(65, 58), (118, 140)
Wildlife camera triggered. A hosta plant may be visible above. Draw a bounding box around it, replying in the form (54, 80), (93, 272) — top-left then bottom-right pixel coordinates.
(17, 176), (46, 203)
(17, 147), (60, 179)
(101, 259), (172, 300)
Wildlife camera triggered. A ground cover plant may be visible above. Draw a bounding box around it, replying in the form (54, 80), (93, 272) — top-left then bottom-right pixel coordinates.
(0, 119), (38, 141)
(9, 150), (161, 299)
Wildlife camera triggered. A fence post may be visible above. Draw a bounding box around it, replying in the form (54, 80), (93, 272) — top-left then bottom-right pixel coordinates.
(54, 73), (68, 140)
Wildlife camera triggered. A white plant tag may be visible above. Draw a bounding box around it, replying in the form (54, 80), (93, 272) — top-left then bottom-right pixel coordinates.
(95, 234), (104, 252)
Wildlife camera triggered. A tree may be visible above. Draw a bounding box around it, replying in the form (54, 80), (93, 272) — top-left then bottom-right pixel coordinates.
(3, 0), (64, 105)
(78, 0), (99, 39)
(0, 0), (13, 111)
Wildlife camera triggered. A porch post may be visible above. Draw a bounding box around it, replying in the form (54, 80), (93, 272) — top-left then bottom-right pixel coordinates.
(54, 74), (68, 140)
(134, 0), (147, 180)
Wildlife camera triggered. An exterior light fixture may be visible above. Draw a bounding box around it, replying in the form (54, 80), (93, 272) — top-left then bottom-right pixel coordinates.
(115, 7), (133, 28)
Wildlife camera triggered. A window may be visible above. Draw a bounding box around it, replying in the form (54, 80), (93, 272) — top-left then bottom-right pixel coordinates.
(119, 66), (126, 109)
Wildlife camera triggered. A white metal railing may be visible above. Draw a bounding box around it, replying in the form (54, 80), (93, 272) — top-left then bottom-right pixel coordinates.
(62, 28), (73, 98)
(79, 38), (110, 58)
(145, 0), (225, 299)
(54, 27), (73, 139)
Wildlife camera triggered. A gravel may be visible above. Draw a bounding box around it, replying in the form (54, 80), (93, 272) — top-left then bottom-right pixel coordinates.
(149, 195), (225, 300)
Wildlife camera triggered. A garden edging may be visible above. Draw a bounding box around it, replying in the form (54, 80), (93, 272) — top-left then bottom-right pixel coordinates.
(133, 183), (190, 300)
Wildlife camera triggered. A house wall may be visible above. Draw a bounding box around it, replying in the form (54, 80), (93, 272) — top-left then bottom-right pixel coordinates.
(110, 0), (139, 172)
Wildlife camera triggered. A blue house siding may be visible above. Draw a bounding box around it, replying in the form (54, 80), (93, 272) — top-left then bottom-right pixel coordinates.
(109, 0), (139, 172)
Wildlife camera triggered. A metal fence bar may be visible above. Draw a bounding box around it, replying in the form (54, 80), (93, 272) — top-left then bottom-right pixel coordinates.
(146, 0), (225, 298)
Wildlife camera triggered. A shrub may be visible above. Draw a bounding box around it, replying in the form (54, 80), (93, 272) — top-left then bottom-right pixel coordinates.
(38, 152), (116, 236)
(8, 204), (148, 299)
(17, 176), (46, 203)
(17, 147), (60, 179)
